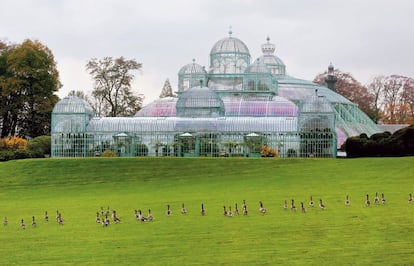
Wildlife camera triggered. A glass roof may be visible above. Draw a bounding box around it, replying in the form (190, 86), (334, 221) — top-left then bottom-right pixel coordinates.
(52, 96), (94, 115)
(210, 33), (250, 56)
(135, 97), (177, 117)
(178, 59), (207, 75)
(277, 75), (352, 104)
(87, 116), (297, 134)
(136, 95), (297, 118)
(299, 95), (334, 113)
(223, 97), (297, 117)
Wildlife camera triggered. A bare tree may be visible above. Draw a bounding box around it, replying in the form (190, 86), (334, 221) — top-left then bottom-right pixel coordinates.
(401, 78), (414, 123)
(367, 75), (414, 124)
(86, 57), (144, 117)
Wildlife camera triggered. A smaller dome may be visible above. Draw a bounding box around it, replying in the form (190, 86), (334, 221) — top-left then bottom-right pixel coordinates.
(135, 97), (177, 117)
(178, 59), (208, 92)
(52, 96), (94, 115)
(245, 58), (270, 74)
(256, 37), (286, 75)
(178, 59), (207, 75)
(176, 86), (225, 117)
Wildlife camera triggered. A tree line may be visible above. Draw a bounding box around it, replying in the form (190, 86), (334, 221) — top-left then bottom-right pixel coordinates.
(314, 69), (414, 124)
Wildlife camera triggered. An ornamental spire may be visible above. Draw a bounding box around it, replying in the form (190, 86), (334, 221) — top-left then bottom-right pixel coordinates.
(261, 36), (275, 55)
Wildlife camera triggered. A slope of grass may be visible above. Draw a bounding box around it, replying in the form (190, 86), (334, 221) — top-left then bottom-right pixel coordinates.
(0, 157), (413, 265)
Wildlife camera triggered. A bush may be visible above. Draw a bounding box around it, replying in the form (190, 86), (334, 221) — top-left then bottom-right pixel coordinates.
(0, 150), (15, 161)
(27, 136), (51, 157)
(0, 138), (7, 150)
(345, 124), (414, 157)
(102, 150), (116, 157)
(0, 149), (33, 161)
(260, 145), (278, 157)
(13, 149), (33, 159)
(5, 136), (28, 150)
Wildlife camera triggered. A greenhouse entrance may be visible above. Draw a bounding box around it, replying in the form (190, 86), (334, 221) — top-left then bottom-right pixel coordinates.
(113, 132), (134, 157)
(244, 133), (263, 157)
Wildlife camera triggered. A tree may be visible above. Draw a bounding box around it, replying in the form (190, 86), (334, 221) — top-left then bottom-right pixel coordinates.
(0, 39), (60, 138)
(313, 69), (376, 121)
(86, 57), (144, 117)
(400, 78), (414, 123)
(68, 90), (89, 99)
(367, 75), (414, 124)
(367, 75), (385, 123)
(159, 78), (174, 98)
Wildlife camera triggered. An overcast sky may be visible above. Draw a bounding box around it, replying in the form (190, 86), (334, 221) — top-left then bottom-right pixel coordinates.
(1, 0), (413, 104)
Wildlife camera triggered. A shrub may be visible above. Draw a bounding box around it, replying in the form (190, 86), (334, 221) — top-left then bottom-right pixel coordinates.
(260, 145), (278, 157)
(27, 136), (51, 157)
(0, 150), (15, 161)
(0, 138), (7, 150)
(5, 136), (28, 150)
(345, 124), (414, 157)
(0, 149), (32, 161)
(13, 149), (33, 159)
(102, 150), (116, 157)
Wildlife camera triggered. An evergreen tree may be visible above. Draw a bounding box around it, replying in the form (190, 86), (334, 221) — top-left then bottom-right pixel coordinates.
(159, 78), (174, 98)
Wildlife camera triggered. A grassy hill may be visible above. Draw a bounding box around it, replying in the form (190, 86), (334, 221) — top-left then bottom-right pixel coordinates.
(0, 157), (413, 265)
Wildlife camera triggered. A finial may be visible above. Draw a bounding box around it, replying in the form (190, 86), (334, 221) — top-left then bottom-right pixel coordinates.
(192, 58), (196, 63)
(228, 26), (233, 37)
(266, 36), (270, 43)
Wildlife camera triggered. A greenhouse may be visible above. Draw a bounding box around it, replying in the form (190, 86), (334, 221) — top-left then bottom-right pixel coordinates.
(51, 32), (380, 158)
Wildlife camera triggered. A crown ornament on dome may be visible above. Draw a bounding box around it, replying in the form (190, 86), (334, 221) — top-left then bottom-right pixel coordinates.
(261, 36), (276, 55)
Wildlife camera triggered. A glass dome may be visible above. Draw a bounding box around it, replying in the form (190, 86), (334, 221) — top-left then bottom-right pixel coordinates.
(245, 58), (270, 74)
(52, 96), (94, 115)
(178, 59), (208, 92)
(135, 97), (177, 117)
(176, 86), (225, 117)
(209, 30), (251, 74)
(255, 37), (286, 75)
(51, 96), (94, 135)
(243, 58), (276, 93)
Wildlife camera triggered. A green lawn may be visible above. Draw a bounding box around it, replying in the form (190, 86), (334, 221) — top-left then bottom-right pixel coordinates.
(0, 157), (413, 265)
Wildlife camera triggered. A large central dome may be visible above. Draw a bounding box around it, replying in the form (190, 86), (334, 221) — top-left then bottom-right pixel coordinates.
(210, 36), (250, 55)
(209, 30), (251, 75)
